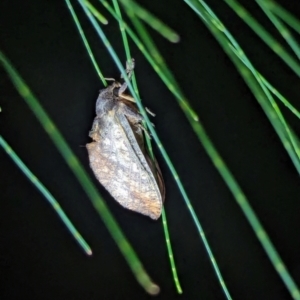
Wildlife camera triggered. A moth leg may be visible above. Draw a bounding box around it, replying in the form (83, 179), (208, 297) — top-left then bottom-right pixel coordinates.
(118, 96), (156, 118)
(145, 107), (155, 117)
(137, 123), (151, 139)
(118, 102), (143, 122)
(120, 58), (135, 79)
(118, 102), (155, 134)
(121, 104), (153, 139)
(119, 93), (136, 103)
(118, 58), (135, 95)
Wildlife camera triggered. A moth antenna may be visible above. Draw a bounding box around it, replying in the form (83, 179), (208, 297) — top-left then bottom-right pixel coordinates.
(104, 77), (116, 82)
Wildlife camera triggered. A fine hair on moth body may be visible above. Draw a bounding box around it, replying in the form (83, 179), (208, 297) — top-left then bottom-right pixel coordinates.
(86, 59), (165, 219)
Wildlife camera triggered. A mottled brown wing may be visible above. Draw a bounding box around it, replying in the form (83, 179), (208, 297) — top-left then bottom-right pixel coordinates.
(86, 114), (162, 219)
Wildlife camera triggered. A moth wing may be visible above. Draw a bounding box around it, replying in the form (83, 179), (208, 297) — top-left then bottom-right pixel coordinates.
(87, 116), (162, 219)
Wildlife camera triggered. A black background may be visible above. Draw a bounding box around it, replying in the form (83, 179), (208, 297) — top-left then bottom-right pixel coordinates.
(1, 0), (300, 299)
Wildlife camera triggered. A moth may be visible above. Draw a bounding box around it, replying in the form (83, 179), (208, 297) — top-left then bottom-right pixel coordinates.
(86, 59), (165, 219)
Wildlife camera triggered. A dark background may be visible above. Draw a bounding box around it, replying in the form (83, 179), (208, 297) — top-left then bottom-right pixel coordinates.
(1, 0), (300, 299)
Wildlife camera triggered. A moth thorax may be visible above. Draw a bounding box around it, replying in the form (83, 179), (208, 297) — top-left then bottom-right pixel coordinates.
(95, 96), (115, 115)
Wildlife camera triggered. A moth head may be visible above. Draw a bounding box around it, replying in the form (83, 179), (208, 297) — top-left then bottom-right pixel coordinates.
(95, 82), (121, 115)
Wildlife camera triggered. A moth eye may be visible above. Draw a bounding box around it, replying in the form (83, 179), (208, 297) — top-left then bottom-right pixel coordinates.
(113, 87), (120, 96)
